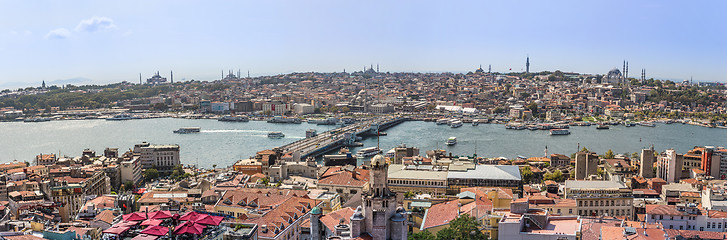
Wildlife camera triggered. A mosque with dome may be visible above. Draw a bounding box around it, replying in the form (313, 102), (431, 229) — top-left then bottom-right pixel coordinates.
(309, 154), (408, 240)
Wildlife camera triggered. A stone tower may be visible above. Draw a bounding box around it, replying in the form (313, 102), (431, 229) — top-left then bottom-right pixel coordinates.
(360, 154), (406, 240)
(640, 147), (655, 178)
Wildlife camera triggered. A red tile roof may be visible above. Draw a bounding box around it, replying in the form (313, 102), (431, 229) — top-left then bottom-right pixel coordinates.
(319, 207), (355, 232)
(421, 200), (460, 230)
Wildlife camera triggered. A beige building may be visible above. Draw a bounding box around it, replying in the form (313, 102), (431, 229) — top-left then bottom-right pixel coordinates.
(134, 142), (180, 174)
(565, 180), (633, 218)
(387, 164), (448, 195)
(120, 156), (142, 186)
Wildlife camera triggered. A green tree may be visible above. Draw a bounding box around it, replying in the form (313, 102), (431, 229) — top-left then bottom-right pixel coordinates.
(580, 147), (590, 152)
(631, 152), (639, 161)
(520, 166), (534, 184)
(544, 170), (565, 182)
(435, 214), (487, 240)
(409, 230), (436, 240)
(604, 149), (615, 159)
(260, 177), (270, 185)
(124, 181), (134, 191)
(144, 168), (159, 181)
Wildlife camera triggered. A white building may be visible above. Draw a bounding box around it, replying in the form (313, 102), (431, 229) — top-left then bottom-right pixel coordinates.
(134, 142), (180, 174)
(120, 156), (143, 186)
(293, 103), (314, 115)
(263, 102), (291, 115)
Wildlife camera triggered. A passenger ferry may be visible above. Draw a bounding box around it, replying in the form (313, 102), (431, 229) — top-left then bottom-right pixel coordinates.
(218, 115), (249, 122)
(450, 120), (463, 128)
(267, 116), (302, 124)
(596, 123), (610, 130)
(267, 131), (285, 138)
(173, 127), (201, 134)
(638, 121), (656, 127)
(549, 129), (570, 135)
(356, 147), (382, 158)
(436, 118), (450, 125)
(446, 137), (457, 146)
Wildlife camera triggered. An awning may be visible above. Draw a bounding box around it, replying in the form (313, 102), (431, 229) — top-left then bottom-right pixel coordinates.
(148, 210), (172, 219)
(123, 212), (147, 221)
(174, 221), (205, 235)
(102, 225), (131, 235)
(131, 233), (160, 240)
(140, 225), (170, 236)
(141, 219), (163, 226)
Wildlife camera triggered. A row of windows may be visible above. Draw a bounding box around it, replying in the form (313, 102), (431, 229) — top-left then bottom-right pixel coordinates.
(578, 199), (629, 207)
(579, 208), (630, 216)
(389, 179), (445, 186)
(652, 215), (696, 221)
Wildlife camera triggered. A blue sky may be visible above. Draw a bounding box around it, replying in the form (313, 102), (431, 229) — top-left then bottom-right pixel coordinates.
(0, 0), (725, 88)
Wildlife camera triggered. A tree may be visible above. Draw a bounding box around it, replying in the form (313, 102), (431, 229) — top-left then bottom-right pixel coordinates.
(520, 167), (534, 184)
(144, 168), (159, 181)
(604, 149), (615, 159)
(435, 214), (487, 240)
(631, 152), (640, 161)
(404, 191), (416, 199)
(409, 230), (436, 240)
(544, 170), (565, 182)
(260, 177), (270, 185)
(580, 147), (590, 152)
(124, 181), (134, 191)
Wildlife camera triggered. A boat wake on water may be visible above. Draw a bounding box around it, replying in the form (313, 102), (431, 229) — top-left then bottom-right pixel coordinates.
(201, 129), (270, 133)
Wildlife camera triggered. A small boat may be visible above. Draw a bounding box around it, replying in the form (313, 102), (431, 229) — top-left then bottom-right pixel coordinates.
(446, 137), (457, 146)
(623, 121), (636, 127)
(596, 123), (610, 130)
(436, 118), (450, 125)
(356, 147), (382, 158)
(218, 115), (249, 122)
(472, 121), (479, 126)
(174, 127), (201, 134)
(106, 113), (135, 121)
(638, 121), (656, 127)
(549, 129), (570, 135)
(450, 120), (463, 128)
(267, 131), (285, 138)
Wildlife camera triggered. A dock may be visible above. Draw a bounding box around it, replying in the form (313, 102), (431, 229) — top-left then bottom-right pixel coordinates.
(275, 117), (407, 159)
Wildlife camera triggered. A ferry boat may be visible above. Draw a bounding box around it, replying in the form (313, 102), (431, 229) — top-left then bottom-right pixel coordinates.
(356, 147), (382, 158)
(445, 137), (457, 146)
(450, 120), (463, 128)
(173, 127), (201, 134)
(106, 113), (135, 121)
(549, 129), (571, 135)
(436, 118), (450, 125)
(23, 117), (51, 122)
(267, 131), (285, 138)
(267, 116), (302, 124)
(596, 123), (610, 130)
(623, 121), (636, 127)
(218, 115), (249, 122)
(638, 121), (656, 127)
(472, 121), (479, 126)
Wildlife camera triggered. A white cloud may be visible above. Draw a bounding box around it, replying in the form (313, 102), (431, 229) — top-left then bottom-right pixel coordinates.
(45, 28), (71, 39)
(75, 16), (116, 32)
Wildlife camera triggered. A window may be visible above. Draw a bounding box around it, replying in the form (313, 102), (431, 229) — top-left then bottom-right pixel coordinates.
(569, 209), (572, 214)
(679, 226), (683, 230)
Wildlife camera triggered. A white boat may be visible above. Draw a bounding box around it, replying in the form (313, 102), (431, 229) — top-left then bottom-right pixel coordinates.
(268, 131), (285, 138)
(638, 121), (656, 127)
(218, 115), (249, 122)
(106, 113), (135, 121)
(356, 147), (382, 158)
(450, 120), (463, 128)
(446, 137), (457, 146)
(436, 118), (450, 125)
(267, 116), (302, 124)
(549, 129), (570, 135)
(23, 117), (51, 122)
(174, 127), (201, 134)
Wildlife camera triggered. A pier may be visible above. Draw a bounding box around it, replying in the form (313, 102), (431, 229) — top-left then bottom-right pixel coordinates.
(276, 117), (407, 159)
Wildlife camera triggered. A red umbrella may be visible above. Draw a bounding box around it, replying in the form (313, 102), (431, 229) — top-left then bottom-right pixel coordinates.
(140, 225), (170, 236)
(174, 221), (205, 235)
(148, 210), (172, 219)
(102, 225), (131, 235)
(194, 215), (224, 226)
(141, 219), (163, 226)
(178, 211), (202, 221)
(117, 221), (138, 227)
(122, 212), (147, 221)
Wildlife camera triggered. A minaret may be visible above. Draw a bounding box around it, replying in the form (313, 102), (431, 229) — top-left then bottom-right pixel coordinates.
(626, 61), (629, 80)
(376, 64), (379, 73)
(247, 70), (250, 78)
(139, 73), (142, 84)
(170, 71), (173, 83)
(623, 61), (626, 82)
(42, 80), (46, 89)
(526, 56), (530, 73)
(488, 64), (491, 73)
(221, 70), (224, 80)
(641, 69), (646, 83)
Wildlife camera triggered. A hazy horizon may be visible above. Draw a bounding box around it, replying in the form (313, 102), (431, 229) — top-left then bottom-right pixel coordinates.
(1, 0), (725, 89)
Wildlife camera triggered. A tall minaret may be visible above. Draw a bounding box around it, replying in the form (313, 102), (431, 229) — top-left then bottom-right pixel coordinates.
(376, 64), (379, 73)
(625, 61), (629, 80)
(623, 61), (626, 82)
(641, 69), (646, 83)
(170, 71), (173, 83)
(139, 73), (142, 84)
(526, 56), (530, 73)
(488, 64), (491, 73)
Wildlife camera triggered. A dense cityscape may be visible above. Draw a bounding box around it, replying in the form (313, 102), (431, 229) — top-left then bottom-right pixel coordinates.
(2, 1), (727, 239)
(0, 63), (725, 240)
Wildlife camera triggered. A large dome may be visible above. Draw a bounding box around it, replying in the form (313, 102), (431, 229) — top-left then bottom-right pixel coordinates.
(371, 154), (386, 167)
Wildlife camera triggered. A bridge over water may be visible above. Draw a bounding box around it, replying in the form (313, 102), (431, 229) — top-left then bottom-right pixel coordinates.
(275, 117), (407, 159)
